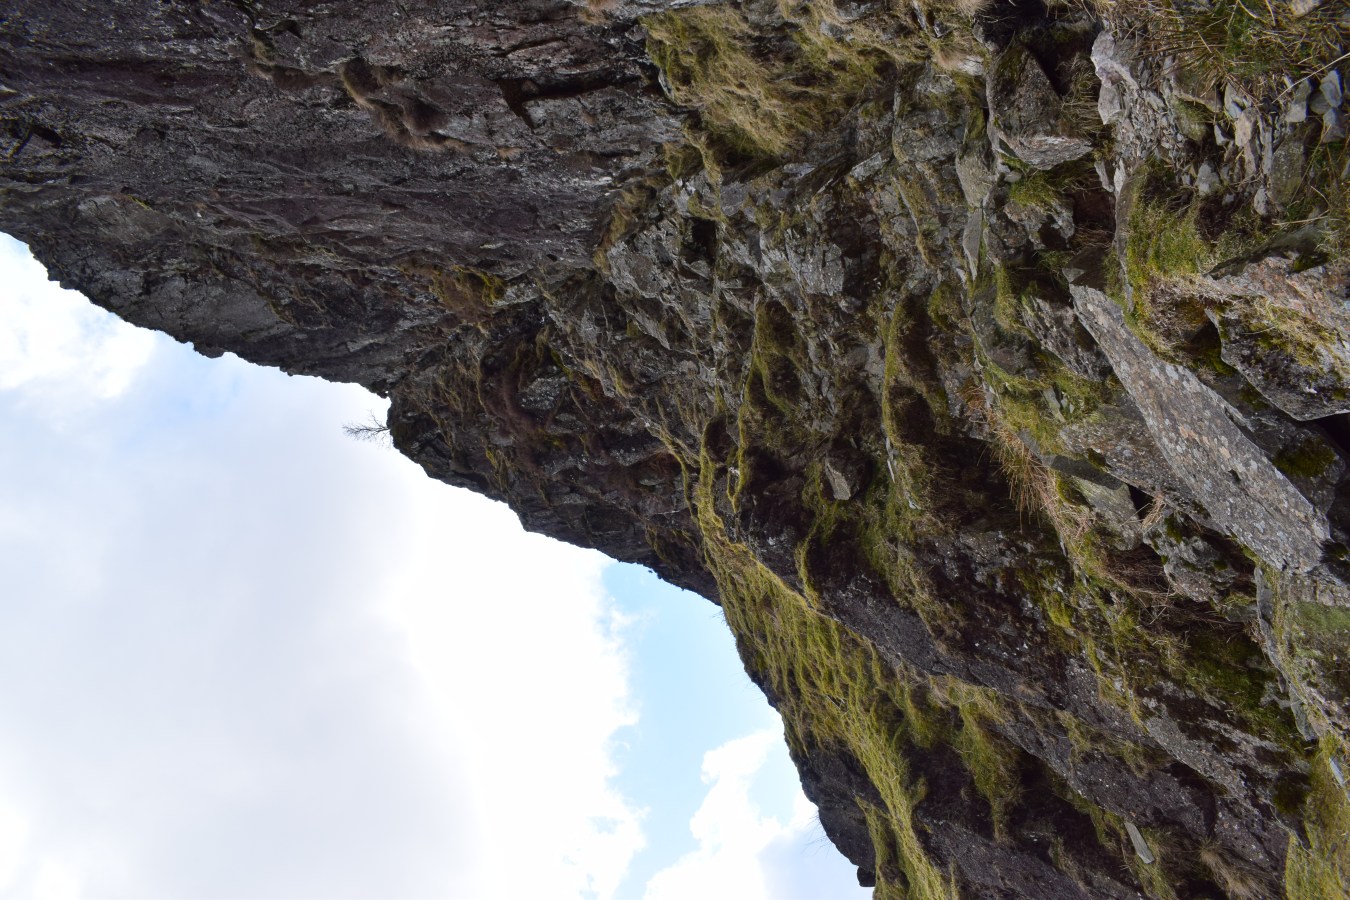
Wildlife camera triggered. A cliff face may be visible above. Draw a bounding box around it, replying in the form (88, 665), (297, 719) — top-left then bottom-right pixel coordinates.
(3, 1), (1348, 896)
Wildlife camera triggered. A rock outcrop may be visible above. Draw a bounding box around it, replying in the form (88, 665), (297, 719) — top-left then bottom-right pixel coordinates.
(3, 1), (1348, 896)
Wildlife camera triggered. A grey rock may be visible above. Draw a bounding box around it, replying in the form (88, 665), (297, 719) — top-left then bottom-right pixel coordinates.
(1324, 106), (1347, 143)
(2, 5), (1341, 896)
(1073, 286), (1328, 572)
(1195, 160), (1221, 197)
(1019, 293), (1113, 381)
(1070, 477), (1143, 550)
(956, 146), (996, 209)
(1224, 82), (1250, 120)
(1322, 70), (1344, 110)
(987, 43), (1093, 169)
(1211, 305), (1350, 420)
(1287, 78), (1313, 123)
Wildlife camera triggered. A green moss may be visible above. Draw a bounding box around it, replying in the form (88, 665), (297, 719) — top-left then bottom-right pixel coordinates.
(692, 432), (1052, 894)
(1276, 598), (1350, 737)
(1055, 709), (1160, 778)
(1059, 791), (1177, 898)
(1007, 169), (1065, 214)
(1285, 738), (1350, 899)
(1274, 771), (1314, 817)
(1275, 439), (1338, 480)
(933, 676), (1021, 839)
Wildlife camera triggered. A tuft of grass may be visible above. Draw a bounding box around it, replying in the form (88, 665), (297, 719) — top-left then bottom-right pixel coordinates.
(1125, 192), (1214, 295)
(579, 0), (620, 25)
(1110, 0), (1350, 98)
(644, 2), (915, 161)
(1008, 169), (1068, 214)
(645, 6), (824, 159)
(1303, 142), (1350, 257)
(1199, 841), (1269, 900)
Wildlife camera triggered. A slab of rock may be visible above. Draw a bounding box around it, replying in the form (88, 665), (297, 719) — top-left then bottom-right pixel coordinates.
(987, 42), (1092, 169)
(1210, 306), (1350, 420)
(1073, 286), (1328, 572)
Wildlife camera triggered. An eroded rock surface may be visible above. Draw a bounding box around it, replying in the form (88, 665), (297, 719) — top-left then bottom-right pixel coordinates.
(4, 0), (1349, 897)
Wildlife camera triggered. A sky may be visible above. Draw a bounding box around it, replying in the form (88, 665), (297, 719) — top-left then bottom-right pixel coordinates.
(0, 232), (870, 900)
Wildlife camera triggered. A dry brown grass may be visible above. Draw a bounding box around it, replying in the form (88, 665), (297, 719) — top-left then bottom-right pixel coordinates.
(579, 0), (620, 25)
(1198, 842), (1273, 900)
(950, 0), (993, 17)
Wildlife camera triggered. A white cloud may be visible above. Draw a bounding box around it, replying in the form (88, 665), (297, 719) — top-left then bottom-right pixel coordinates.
(373, 492), (646, 899)
(642, 731), (871, 900)
(0, 802), (30, 893)
(0, 239), (155, 408)
(30, 860), (81, 900)
(643, 731), (809, 900)
(0, 235), (642, 899)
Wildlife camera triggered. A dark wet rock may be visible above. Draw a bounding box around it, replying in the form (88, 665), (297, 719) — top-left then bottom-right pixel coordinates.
(987, 42), (1093, 169)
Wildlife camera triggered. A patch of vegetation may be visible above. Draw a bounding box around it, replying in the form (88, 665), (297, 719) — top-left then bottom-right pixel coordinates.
(1303, 141), (1350, 258)
(1285, 737), (1350, 900)
(399, 260), (507, 323)
(931, 676), (1022, 838)
(1180, 626), (1308, 755)
(693, 447), (958, 896)
(644, 6), (826, 159)
(1060, 790), (1176, 898)
(1124, 185), (1215, 297)
(1055, 708), (1161, 778)
(1117, 168), (1340, 368)
(1108, 0), (1350, 99)
(643, 2), (912, 161)
(689, 419), (1064, 891)
(1237, 299), (1350, 372)
(1275, 437), (1339, 480)
(1007, 168), (1067, 215)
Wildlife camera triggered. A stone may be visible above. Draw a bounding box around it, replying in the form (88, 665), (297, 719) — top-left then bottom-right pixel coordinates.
(1124, 822), (1155, 865)
(987, 42), (1093, 169)
(1019, 293), (1113, 381)
(956, 146), (996, 209)
(1285, 78), (1312, 124)
(1321, 70), (1344, 110)
(1324, 107), (1347, 143)
(1211, 304), (1350, 421)
(1223, 82), (1250, 120)
(1195, 160), (1220, 197)
(1268, 138), (1306, 207)
(1073, 286), (1328, 573)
